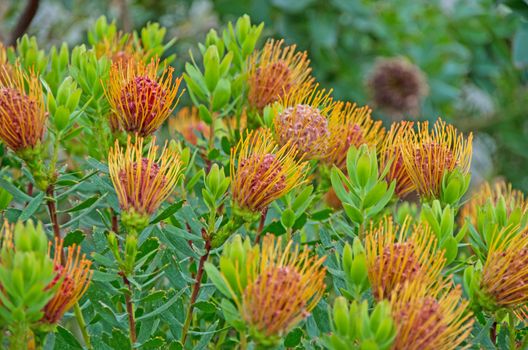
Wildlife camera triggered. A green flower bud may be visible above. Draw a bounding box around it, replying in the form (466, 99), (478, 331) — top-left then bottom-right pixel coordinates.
(204, 46), (220, 92)
(333, 297), (350, 336)
(440, 168), (470, 207)
(212, 78), (231, 110)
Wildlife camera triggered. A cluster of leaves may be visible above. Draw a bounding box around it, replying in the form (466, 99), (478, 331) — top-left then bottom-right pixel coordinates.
(2, 12), (528, 350)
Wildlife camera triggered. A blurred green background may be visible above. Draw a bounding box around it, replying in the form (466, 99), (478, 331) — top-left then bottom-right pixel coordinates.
(2, 0), (528, 190)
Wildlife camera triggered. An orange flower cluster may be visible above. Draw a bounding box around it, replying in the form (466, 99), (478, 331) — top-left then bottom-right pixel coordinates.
(390, 279), (473, 350)
(231, 128), (307, 212)
(399, 119), (472, 200)
(325, 101), (384, 170)
(108, 135), (183, 219)
(106, 59), (182, 136)
(232, 235), (326, 340)
(0, 64), (47, 152)
(42, 239), (93, 324)
(248, 39), (312, 111)
(365, 216), (445, 300)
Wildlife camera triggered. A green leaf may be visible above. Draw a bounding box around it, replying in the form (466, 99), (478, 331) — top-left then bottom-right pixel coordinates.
(284, 328), (303, 347)
(220, 298), (245, 331)
(63, 230), (85, 247)
(54, 325), (83, 349)
(150, 200), (184, 225)
(194, 301), (218, 314)
(19, 192), (44, 221)
(63, 194), (99, 213)
(136, 292), (181, 322)
(204, 262), (232, 298)
(0, 178), (31, 202)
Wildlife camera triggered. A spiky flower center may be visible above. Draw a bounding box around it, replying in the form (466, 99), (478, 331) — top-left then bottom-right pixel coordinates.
(394, 297), (446, 349)
(244, 266), (307, 335)
(118, 158), (166, 214)
(484, 248), (528, 306)
(277, 104), (329, 158)
(238, 153), (286, 202)
(119, 76), (167, 133)
(0, 88), (40, 149)
(43, 263), (75, 323)
(251, 60), (292, 110)
(373, 243), (421, 299)
(413, 142), (455, 190)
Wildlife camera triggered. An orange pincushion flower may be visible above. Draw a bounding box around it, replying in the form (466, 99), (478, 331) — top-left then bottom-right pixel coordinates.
(248, 39), (313, 111)
(232, 235), (326, 341)
(231, 128), (308, 212)
(108, 135), (183, 218)
(42, 239), (92, 324)
(325, 101), (384, 170)
(379, 121), (415, 198)
(169, 107), (210, 145)
(365, 216), (445, 300)
(274, 83), (336, 160)
(400, 119), (472, 200)
(0, 64), (47, 151)
(479, 226), (528, 311)
(390, 279), (473, 350)
(459, 179), (527, 228)
(106, 59), (182, 136)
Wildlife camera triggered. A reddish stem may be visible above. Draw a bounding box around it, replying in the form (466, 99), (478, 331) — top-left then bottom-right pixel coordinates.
(254, 207), (268, 245)
(46, 186), (61, 241)
(121, 273), (137, 346)
(111, 208), (119, 234)
(181, 229), (211, 345)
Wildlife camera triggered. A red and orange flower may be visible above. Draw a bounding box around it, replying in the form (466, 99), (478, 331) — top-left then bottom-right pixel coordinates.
(390, 279), (473, 350)
(400, 119), (472, 200)
(106, 59), (182, 136)
(365, 216), (445, 300)
(325, 101), (384, 170)
(248, 39), (313, 112)
(42, 239), (92, 325)
(379, 121), (415, 198)
(0, 63), (47, 152)
(274, 83), (336, 160)
(108, 135), (184, 230)
(231, 128), (307, 213)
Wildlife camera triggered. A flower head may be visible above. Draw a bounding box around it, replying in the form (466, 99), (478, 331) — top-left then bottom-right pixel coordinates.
(390, 279), (473, 350)
(325, 101), (384, 170)
(227, 235), (326, 345)
(248, 39), (312, 111)
(0, 64), (47, 152)
(108, 135), (183, 229)
(479, 226), (528, 312)
(459, 179), (527, 228)
(367, 57), (428, 118)
(169, 107), (210, 145)
(365, 216), (445, 300)
(42, 238), (92, 325)
(106, 59), (182, 136)
(379, 121), (415, 198)
(400, 119), (472, 200)
(274, 83), (336, 160)
(231, 128), (307, 213)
